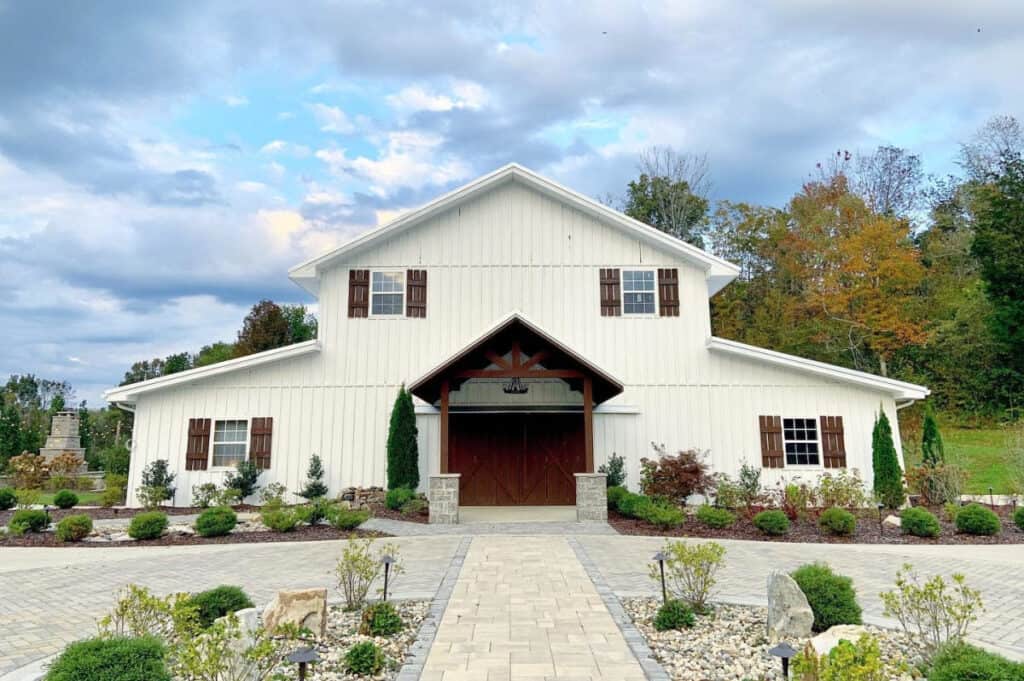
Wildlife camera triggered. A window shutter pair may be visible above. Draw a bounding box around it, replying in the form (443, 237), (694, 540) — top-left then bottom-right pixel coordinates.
(599, 267), (679, 316)
(348, 269), (427, 317)
(184, 418), (273, 470)
(756, 414), (847, 469)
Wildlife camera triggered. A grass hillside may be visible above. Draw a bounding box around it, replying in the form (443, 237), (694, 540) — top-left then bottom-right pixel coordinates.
(903, 420), (1021, 494)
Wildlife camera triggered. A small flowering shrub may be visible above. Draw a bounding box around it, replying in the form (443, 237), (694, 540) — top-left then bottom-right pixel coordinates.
(335, 537), (403, 610)
(649, 539), (725, 612)
(880, 563), (983, 653)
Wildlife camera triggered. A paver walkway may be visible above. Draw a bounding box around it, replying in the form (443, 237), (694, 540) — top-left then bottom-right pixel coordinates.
(422, 536), (646, 681)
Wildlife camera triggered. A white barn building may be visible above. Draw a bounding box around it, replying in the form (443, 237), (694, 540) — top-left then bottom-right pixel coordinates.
(105, 164), (929, 508)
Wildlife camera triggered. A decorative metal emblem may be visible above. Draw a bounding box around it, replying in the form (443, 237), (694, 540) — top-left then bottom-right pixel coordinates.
(502, 377), (529, 394)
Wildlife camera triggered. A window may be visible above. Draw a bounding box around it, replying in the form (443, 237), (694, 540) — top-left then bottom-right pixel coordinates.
(371, 271), (404, 316)
(783, 417), (820, 466)
(212, 419), (248, 467)
(621, 270), (656, 315)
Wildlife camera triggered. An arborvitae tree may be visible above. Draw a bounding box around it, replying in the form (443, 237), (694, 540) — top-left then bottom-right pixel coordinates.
(386, 386), (419, 490)
(0, 400), (22, 470)
(298, 454), (328, 500)
(920, 403), (945, 466)
(872, 408), (905, 509)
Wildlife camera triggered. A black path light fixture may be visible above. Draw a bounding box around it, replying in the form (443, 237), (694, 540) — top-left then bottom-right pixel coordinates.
(876, 501), (885, 536)
(382, 554), (396, 602)
(652, 551), (668, 604)
(990, 486), (995, 510)
(769, 641), (797, 679)
(286, 646), (319, 681)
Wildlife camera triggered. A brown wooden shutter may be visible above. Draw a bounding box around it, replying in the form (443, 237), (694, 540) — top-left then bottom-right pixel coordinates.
(348, 269), (369, 318)
(759, 415), (784, 468)
(600, 268), (621, 316)
(185, 418), (211, 471)
(249, 417), (273, 470)
(658, 268), (679, 317)
(406, 269), (427, 318)
(820, 415), (847, 469)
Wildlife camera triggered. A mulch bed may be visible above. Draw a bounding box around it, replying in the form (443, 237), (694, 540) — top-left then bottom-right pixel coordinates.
(609, 504), (1024, 544)
(0, 504), (214, 526)
(365, 502), (429, 524)
(0, 524), (389, 548)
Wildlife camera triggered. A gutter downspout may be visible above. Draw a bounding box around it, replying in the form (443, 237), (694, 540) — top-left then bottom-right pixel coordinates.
(113, 401), (136, 414)
(895, 399), (916, 411)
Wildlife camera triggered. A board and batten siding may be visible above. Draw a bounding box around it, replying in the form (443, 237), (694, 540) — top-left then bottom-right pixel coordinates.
(125, 179), (904, 505)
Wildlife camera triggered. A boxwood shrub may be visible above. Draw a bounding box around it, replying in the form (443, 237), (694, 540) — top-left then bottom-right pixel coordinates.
(345, 641), (384, 675)
(53, 489), (79, 509)
(753, 509), (790, 536)
(260, 506), (301, 533)
(790, 562), (862, 632)
(696, 504), (736, 529)
(955, 503), (1002, 536)
(127, 511), (168, 540)
(385, 487), (414, 510)
(818, 507), (856, 536)
(194, 506), (237, 537)
(44, 636), (170, 681)
(188, 585), (254, 628)
(654, 599), (695, 631)
(359, 601), (403, 636)
(9, 509), (49, 535)
(927, 642), (1024, 681)
(606, 485), (627, 510)
(56, 514), (93, 542)
(900, 506), (941, 538)
(0, 487), (16, 510)
(616, 491), (650, 518)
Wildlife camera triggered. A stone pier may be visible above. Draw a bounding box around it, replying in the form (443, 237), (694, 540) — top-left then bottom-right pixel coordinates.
(575, 472), (608, 522)
(428, 474), (460, 525)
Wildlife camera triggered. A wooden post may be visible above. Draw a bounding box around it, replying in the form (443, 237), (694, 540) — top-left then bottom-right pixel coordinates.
(583, 376), (594, 473)
(440, 379), (450, 474)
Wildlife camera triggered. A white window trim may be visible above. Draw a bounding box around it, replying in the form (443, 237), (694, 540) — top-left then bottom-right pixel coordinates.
(782, 416), (822, 468)
(369, 270), (406, 318)
(620, 268), (659, 317)
(210, 418), (249, 470)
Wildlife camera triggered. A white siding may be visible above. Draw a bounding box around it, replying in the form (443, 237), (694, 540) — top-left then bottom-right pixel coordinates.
(125, 179), (905, 505)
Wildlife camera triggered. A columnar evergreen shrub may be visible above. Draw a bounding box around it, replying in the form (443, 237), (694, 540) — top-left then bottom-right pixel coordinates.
(955, 503), (1001, 536)
(818, 507), (856, 536)
(753, 509), (790, 536)
(53, 489), (79, 509)
(44, 636), (170, 681)
(872, 409), (905, 509)
(195, 506), (237, 537)
(921, 403), (945, 466)
(791, 563), (862, 632)
(56, 514), (93, 542)
(901, 507), (941, 538)
(297, 455), (329, 500)
(386, 386), (419, 490)
(128, 511), (168, 540)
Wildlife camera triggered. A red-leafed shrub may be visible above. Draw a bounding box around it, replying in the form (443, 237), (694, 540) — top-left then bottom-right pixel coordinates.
(639, 444), (713, 504)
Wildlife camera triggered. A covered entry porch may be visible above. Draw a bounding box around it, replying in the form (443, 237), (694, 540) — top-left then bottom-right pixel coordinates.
(409, 314), (622, 508)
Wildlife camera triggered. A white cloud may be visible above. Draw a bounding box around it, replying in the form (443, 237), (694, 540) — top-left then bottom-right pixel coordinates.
(387, 80), (488, 113)
(260, 140), (287, 153)
(236, 180), (267, 193)
(259, 140), (310, 156)
(308, 103), (356, 134)
(277, 111), (295, 120)
(221, 95), (249, 107)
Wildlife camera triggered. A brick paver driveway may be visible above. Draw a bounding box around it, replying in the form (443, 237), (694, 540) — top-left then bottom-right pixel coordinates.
(2, 532), (1022, 676)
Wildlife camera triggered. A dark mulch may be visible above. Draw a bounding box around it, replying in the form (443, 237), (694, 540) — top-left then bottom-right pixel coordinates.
(0, 504), (216, 526)
(0, 524), (389, 548)
(366, 503), (429, 524)
(609, 504), (1024, 545)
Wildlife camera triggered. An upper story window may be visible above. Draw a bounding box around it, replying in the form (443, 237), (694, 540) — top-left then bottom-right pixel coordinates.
(783, 417), (820, 466)
(621, 269), (656, 315)
(212, 419), (248, 467)
(371, 271), (405, 316)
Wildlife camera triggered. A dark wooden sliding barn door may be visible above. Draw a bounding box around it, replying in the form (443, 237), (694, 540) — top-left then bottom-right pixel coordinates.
(449, 413), (584, 506)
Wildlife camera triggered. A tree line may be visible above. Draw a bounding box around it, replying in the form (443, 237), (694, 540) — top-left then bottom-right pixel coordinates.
(611, 116), (1024, 421)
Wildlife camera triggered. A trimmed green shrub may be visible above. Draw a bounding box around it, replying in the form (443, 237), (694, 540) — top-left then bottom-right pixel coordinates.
(791, 563), (862, 632)
(260, 506), (301, 532)
(297, 454), (328, 500)
(1015, 506), (1024, 532)
(818, 507), (856, 536)
(926, 642), (1024, 681)
(188, 585), (254, 628)
(753, 509), (790, 536)
(9, 509), (49, 535)
(616, 491), (650, 517)
(359, 601), (403, 636)
(606, 485), (627, 510)
(326, 506), (370, 530)
(696, 504), (736, 529)
(223, 459), (261, 500)
(386, 385), (419, 490)
(640, 503), (685, 529)
(101, 485), (125, 508)
(56, 514), (93, 542)
(955, 503), (1002, 536)
(653, 599), (695, 631)
(872, 409), (905, 509)
(44, 636), (170, 681)
(598, 452), (627, 487)
(295, 498), (332, 525)
(901, 507), (941, 538)
(0, 487), (16, 510)
(385, 486), (414, 511)
(53, 489), (79, 509)
(195, 506), (237, 537)
(345, 641), (385, 675)
(128, 511), (168, 540)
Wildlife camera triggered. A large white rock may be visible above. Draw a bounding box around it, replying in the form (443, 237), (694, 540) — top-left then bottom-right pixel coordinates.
(810, 624), (871, 656)
(766, 571), (814, 640)
(883, 515), (902, 529)
(262, 588), (327, 638)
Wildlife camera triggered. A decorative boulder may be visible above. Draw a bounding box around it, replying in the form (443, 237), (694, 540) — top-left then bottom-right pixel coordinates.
(883, 515), (902, 529)
(810, 625), (871, 656)
(216, 607), (261, 652)
(766, 571), (814, 640)
(262, 588), (327, 638)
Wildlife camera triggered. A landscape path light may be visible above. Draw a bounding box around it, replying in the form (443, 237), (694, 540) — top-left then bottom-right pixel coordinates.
(382, 554), (396, 602)
(769, 641), (797, 679)
(876, 502), (885, 536)
(286, 646), (319, 681)
(652, 551), (667, 604)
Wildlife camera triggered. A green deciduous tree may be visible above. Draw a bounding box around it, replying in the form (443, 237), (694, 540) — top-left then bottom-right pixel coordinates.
(193, 342), (235, 367)
(386, 386), (419, 490)
(281, 304), (318, 343)
(872, 409), (905, 509)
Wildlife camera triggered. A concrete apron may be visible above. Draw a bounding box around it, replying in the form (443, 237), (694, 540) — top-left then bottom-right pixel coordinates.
(458, 505), (577, 524)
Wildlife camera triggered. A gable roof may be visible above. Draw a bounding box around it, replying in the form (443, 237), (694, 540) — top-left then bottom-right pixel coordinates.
(289, 163), (740, 297)
(707, 336), (930, 400)
(103, 340), (320, 404)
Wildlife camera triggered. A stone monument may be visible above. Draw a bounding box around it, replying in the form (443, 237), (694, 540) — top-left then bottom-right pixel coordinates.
(40, 410), (87, 465)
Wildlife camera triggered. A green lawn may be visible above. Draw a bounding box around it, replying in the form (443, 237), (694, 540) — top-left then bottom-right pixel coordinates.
(36, 490), (105, 506)
(905, 424), (1020, 494)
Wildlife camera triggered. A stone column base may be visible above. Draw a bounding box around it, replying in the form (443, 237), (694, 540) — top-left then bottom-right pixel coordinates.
(429, 474), (461, 524)
(575, 473), (607, 522)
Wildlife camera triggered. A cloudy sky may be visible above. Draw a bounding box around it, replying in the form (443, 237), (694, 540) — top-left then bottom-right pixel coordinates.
(1, 1), (1022, 405)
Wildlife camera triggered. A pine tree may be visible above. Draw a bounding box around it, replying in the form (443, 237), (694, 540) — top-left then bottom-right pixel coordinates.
(872, 408), (905, 509)
(920, 403), (945, 466)
(0, 400), (22, 470)
(386, 386), (419, 490)
(298, 454), (329, 500)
